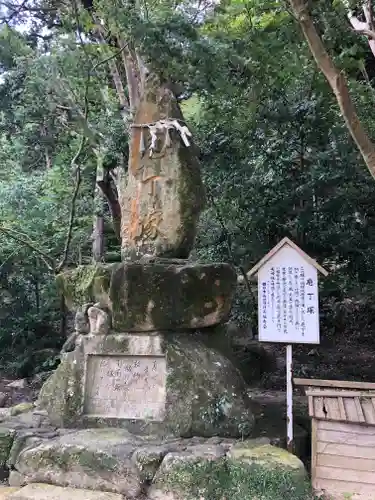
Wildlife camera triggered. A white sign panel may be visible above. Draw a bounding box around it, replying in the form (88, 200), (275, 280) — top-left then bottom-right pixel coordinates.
(257, 245), (320, 344)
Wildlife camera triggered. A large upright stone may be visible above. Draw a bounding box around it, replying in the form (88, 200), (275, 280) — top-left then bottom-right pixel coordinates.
(57, 260), (237, 331)
(118, 73), (205, 261)
(36, 333), (254, 438)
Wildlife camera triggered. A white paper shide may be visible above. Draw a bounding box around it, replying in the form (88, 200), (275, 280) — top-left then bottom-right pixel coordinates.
(257, 244), (320, 344)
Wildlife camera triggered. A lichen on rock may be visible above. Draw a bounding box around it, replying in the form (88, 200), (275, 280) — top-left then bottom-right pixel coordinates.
(15, 429), (142, 498)
(36, 333), (255, 438)
(0, 427), (14, 467)
(56, 265), (112, 311)
(57, 261), (237, 331)
(149, 444), (310, 500)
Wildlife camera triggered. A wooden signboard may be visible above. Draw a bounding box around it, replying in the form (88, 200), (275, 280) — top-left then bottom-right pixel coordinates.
(248, 237), (328, 345)
(249, 237), (328, 451)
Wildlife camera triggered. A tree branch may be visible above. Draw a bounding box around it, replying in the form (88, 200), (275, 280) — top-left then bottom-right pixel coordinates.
(348, 4), (375, 58)
(0, 226), (55, 272)
(289, 0), (375, 180)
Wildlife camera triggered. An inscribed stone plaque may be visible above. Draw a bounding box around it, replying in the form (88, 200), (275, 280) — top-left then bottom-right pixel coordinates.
(84, 355), (166, 420)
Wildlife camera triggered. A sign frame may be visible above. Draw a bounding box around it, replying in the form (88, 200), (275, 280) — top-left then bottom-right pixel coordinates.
(249, 237), (328, 452)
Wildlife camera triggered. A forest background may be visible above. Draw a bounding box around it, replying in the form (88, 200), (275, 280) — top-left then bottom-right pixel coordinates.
(0, 0), (374, 384)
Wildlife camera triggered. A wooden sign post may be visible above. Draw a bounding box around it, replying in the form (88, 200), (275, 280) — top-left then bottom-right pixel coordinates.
(248, 237), (328, 452)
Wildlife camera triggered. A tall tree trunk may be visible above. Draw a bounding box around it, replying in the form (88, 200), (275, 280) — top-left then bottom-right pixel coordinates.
(288, 0), (375, 180)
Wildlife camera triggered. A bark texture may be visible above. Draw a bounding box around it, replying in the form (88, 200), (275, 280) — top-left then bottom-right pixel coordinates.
(289, 0), (375, 180)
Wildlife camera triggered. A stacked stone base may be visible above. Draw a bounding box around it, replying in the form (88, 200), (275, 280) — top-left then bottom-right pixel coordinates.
(0, 404), (309, 500)
(46, 260), (257, 439)
(5, 258), (311, 498)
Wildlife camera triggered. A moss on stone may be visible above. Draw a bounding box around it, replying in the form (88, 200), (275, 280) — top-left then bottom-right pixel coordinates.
(76, 449), (118, 473)
(0, 427), (15, 467)
(56, 261), (236, 331)
(56, 264), (112, 310)
(133, 448), (165, 482)
(154, 452), (311, 500)
(37, 351), (84, 427)
(10, 402), (34, 416)
(228, 443), (307, 476)
(19, 444), (119, 476)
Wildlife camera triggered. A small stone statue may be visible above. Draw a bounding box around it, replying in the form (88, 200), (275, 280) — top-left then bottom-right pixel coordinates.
(74, 303), (93, 334)
(87, 305), (110, 335)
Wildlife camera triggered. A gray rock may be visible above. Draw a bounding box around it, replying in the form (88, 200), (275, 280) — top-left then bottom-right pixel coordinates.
(0, 392), (8, 408)
(60, 332), (79, 354)
(0, 408), (11, 421)
(13, 412), (42, 429)
(37, 333), (255, 438)
(7, 380), (27, 389)
(148, 443), (307, 500)
(6, 483), (124, 500)
(227, 443), (306, 478)
(148, 445), (226, 500)
(15, 429), (143, 498)
(199, 323), (278, 385)
(57, 261), (236, 331)
(7, 432), (43, 468)
(0, 427), (15, 467)
(8, 470), (26, 487)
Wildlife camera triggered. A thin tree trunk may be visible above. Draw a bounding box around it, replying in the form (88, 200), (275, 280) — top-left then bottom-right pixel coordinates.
(289, 0), (375, 180)
(60, 292), (67, 339)
(92, 159), (106, 262)
(92, 204), (105, 262)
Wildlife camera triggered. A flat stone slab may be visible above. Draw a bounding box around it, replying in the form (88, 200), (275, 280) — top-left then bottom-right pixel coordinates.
(15, 429), (142, 498)
(7, 484), (123, 500)
(58, 260), (237, 331)
(0, 488), (21, 500)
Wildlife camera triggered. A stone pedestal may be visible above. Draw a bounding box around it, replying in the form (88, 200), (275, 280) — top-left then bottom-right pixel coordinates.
(57, 260), (237, 331)
(38, 259), (256, 439)
(37, 333), (254, 438)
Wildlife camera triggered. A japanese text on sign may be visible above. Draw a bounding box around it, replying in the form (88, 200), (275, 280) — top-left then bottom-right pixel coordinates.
(257, 246), (320, 344)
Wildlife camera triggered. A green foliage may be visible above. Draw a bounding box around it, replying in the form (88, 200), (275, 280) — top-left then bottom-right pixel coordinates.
(1, 0), (375, 377)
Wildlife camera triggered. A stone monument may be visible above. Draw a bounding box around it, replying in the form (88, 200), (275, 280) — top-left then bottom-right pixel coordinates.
(36, 74), (255, 439)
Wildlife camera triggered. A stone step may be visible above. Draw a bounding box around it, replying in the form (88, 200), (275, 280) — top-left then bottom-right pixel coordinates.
(6, 484), (124, 500)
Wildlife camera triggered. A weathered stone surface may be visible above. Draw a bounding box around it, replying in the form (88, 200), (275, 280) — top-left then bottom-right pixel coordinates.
(8, 471), (26, 488)
(0, 409), (11, 421)
(7, 381), (26, 390)
(36, 333), (255, 438)
(0, 427), (15, 467)
(0, 487), (21, 499)
(145, 445), (226, 500)
(14, 429), (142, 498)
(74, 311), (89, 334)
(149, 443), (308, 500)
(227, 443), (306, 478)
(7, 484), (124, 500)
(199, 323), (278, 385)
(0, 393), (8, 408)
(10, 405), (34, 418)
(87, 306), (110, 335)
(119, 73), (205, 261)
(57, 261), (236, 331)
